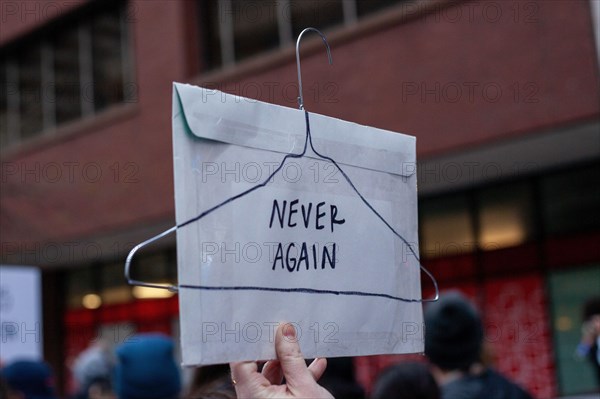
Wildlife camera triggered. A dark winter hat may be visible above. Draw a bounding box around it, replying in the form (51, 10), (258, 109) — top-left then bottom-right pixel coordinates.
(1, 359), (57, 399)
(115, 333), (181, 399)
(424, 291), (483, 371)
(582, 296), (600, 321)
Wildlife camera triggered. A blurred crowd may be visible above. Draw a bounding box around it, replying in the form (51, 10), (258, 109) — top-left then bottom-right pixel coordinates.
(3, 293), (599, 399)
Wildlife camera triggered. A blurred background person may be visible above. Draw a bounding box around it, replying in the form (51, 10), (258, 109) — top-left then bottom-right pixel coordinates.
(72, 339), (116, 399)
(184, 364), (235, 399)
(1, 359), (58, 399)
(114, 333), (181, 399)
(1, 377), (10, 399)
(318, 357), (365, 399)
(424, 292), (532, 399)
(371, 361), (440, 399)
(576, 296), (600, 387)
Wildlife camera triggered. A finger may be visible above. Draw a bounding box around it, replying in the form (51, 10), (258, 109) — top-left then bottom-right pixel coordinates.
(230, 361), (256, 386)
(261, 359), (284, 385)
(230, 361), (269, 389)
(275, 323), (314, 388)
(308, 357), (328, 381)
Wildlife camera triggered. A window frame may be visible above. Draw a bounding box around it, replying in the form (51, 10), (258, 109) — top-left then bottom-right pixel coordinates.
(199, 0), (412, 71)
(0, 0), (134, 150)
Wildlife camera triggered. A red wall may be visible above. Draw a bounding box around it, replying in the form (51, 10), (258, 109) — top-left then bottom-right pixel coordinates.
(1, 1), (190, 250)
(0, 0), (87, 43)
(217, 0), (599, 156)
(2, 0), (599, 258)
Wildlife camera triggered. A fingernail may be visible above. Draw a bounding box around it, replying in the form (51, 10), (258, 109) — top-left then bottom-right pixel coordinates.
(283, 324), (296, 338)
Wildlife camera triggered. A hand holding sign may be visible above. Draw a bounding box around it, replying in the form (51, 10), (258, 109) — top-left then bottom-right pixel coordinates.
(230, 323), (333, 399)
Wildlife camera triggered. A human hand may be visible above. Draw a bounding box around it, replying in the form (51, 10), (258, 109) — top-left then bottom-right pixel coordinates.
(230, 323), (334, 399)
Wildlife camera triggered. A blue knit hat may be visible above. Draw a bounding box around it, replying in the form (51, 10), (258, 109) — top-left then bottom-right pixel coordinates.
(114, 334), (181, 399)
(1, 359), (57, 399)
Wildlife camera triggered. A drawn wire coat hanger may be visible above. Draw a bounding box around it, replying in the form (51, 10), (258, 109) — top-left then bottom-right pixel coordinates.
(125, 27), (439, 302)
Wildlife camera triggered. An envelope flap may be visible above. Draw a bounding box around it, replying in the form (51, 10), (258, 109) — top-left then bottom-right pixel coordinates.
(174, 82), (416, 177)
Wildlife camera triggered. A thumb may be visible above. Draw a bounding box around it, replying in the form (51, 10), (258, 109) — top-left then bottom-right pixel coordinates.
(276, 323), (314, 388)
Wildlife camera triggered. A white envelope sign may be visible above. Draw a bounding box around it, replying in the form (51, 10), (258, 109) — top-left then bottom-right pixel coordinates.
(172, 82), (424, 365)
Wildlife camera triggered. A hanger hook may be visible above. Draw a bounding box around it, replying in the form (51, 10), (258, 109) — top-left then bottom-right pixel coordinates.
(296, 27), (333, 111)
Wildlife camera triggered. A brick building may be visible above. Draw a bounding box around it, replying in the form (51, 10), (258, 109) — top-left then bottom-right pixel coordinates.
(1, 0), (599, 397)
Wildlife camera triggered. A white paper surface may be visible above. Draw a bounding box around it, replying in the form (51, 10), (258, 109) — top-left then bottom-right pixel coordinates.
(172, 83), (423, 365)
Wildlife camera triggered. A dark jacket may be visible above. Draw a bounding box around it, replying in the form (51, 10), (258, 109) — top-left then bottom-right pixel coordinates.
(442, 368), (533, 399)
(589, 342), (600, 386)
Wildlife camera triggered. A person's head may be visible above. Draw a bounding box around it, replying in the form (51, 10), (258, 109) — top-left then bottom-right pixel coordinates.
(371, 361), (440, 399)
(582, 297), (600, 340)
(185, 364), (235, 399)
(114, 333), (181, 399)
(73, 340), (115, 399)
(424, 291), (483, 372)
(317, 357), (364, 399)
(583, 297), (600, 320)
(87, 377), (116, 399)
(1, 359), (57, 399)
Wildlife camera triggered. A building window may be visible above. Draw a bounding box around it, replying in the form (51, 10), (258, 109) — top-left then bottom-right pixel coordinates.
(101, 262), (133, 306)
(419, 162), (600, 260)
(420, 194), (476, 258)
(476, 182), (535, 250)
(198, 0), (409, 70)
(0, 58), (6, 147)
(131, 251), (176, 300)
(53, 26), (82, 125)
(17, 44), (44, 139)
(290, 1), (345, 39)
(66, 249), (176, 310)
(0, 0), (133, 148)
(67, 266), (95, 309)
(232, 0), (280, 63)
(200, 0), (281, 68)
(541, 164), (600, 236)
(200, 1), (223, 69)
(356, 0), (407, 17)
(92, 6), (127, 109)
